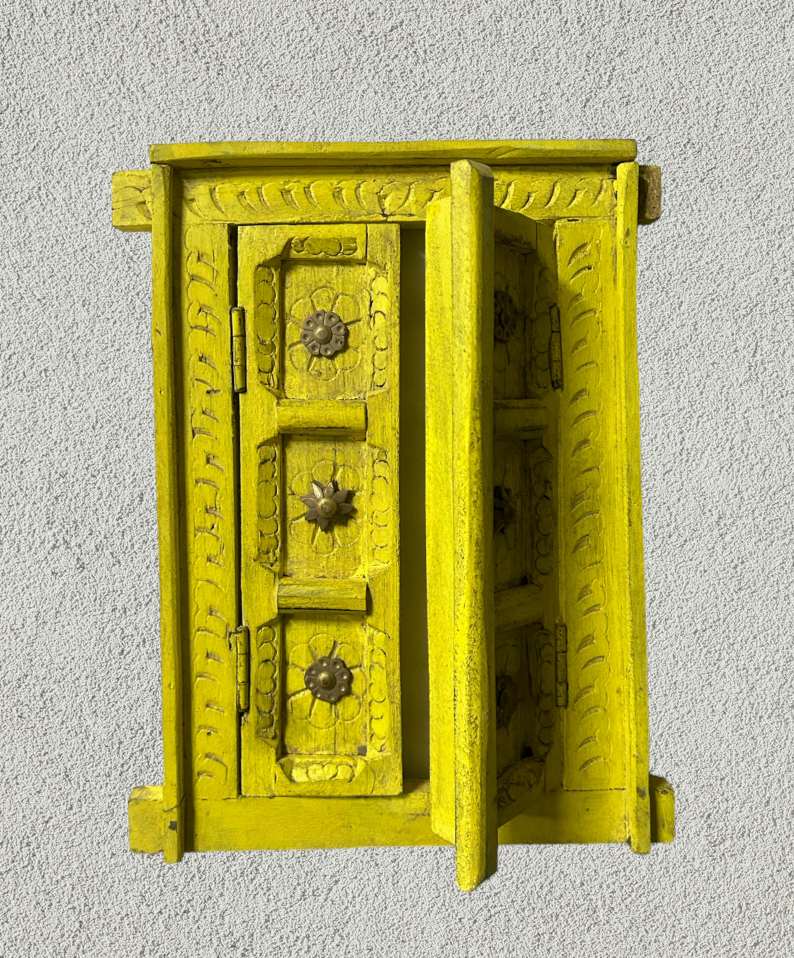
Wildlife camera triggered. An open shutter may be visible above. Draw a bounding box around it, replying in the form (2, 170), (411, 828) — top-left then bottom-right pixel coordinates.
(237, 224), (402, 798)
(427, 160), (652, 887)
(427, 161), (561, 889)
(426, 160), (498, 890)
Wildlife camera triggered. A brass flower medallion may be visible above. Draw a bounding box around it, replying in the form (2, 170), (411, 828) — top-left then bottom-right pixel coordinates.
(304, 656), (353, 703)
(301, 309), (348, 357)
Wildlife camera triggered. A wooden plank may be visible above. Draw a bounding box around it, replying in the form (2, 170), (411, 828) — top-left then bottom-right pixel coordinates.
(150, 163), (184, 863)
(128, 786), (163, 853)
(183, 782), (630, 851)
(650, 775), (675, 843)
(494, 206), (538, 249)
(494, 584), (544, 633)
(151, 139), (637, 168)
(276, 400), (366, 438)
(638, 165), (662, 224)
(425, 196), (455, 846)
(617, 162), (651, 854)
(132, 779), (655, 853)
(451, 159), (497, 892)
(112, 170), (152, 231)
(277, 578), (367, 611)
(493, 400), (548, 438)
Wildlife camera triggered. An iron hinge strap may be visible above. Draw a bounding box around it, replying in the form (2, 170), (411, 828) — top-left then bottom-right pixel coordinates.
(235, 625), (250, 712)
(555, 621), (568, 709)
(231, 306), (247, 393)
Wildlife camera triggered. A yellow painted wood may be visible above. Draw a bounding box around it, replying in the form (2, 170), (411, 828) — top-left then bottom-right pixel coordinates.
(277, 578), (367, 611)
(151, 139), (637, 167)
(490, 208), (561, 828)
(617, 162), (652, 853)
(117, 141), (665, 876)
(111, 170), (152, 231)
(237, 223), (402, 798)
(425, 195), (455, 846)
(493, 400), (548, 438)
(650, 776), (675, 843)
(451, 159), (497, 891)
(556, 215), (628, 793)
(128, 786), (164, 853)
(276, 400), (367, 438)
(189, 784), (629, 851)
(150, 164), (184, 863)
(130, 778), (674, 854)
(179, 165), (617, 226)
(494, 584), (544, 633)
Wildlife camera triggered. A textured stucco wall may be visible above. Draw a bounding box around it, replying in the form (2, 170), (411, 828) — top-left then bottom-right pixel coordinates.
(2, 2), (792, 955)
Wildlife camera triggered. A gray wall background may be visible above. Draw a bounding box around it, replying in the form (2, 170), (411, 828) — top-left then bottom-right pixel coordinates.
(2, 1), (791, 955)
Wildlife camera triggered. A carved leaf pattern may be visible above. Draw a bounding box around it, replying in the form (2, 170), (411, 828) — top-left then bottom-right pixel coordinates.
(558, 229), (615, 787)
(181, 170), (614, 225)
(183, 175), (449, 222)
(183, 225), (236, 798)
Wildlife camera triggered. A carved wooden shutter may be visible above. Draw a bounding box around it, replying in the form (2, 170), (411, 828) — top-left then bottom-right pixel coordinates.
(237, 224), (402, 797)
(426, 160), (649, 889)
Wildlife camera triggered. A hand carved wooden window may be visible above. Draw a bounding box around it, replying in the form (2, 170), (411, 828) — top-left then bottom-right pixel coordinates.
(112, 139), (674, 891)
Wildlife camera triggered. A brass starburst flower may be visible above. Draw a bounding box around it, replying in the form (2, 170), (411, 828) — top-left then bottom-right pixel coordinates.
(301, 479), (355, 531)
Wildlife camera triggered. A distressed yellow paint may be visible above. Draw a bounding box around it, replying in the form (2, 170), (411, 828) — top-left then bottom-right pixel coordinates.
(128, 786), (165, 854)
(151, 138), (636, 167)
(150, 164), (184, 863)
(650, 776), (675, 843)
(113, 140), (671, 884)
(617, 162), (651, 853)
(179, 165), (616, 226)
(425, 195), (455, 847)
(426, 160), (498, 891)
(130, 780), (673, 854)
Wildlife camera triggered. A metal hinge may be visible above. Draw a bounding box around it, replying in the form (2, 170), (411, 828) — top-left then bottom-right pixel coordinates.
(235, 625), (250, 712)
(555, 621), (568, 708)
(231, 306), (247, 393)
(550, 304), (563, 390)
